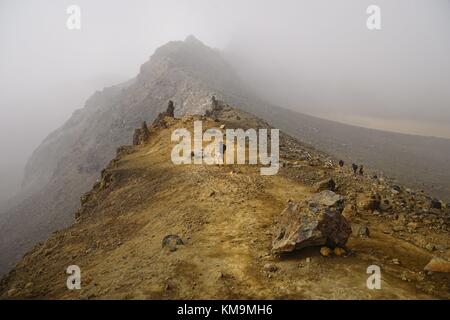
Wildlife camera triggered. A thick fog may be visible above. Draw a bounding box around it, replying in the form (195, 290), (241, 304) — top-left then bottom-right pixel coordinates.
(225, 0), (450, 138)
(1, 0), (449, 205)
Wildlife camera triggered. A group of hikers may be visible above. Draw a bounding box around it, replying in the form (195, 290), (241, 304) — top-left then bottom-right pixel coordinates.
(339, 159), (364, 176)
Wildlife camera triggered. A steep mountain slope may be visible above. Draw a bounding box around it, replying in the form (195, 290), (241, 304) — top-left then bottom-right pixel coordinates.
(0, 36), (247, 275)
(2, 35), (450, 279)
(1, 106), (448, 299)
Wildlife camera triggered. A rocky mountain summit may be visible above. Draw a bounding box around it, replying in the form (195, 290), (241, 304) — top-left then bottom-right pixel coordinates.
(1, 102), (448, 299)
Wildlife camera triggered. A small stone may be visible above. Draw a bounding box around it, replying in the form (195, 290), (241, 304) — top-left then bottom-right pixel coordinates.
(342, 204), (356, 220)
(162, 235), (184, 252)
(312, 178), (335, 193)
(351, 223), (370, 237)
(393, 225), (405, 232)
(263, 263), (279, 272)
(7, 288), (17, 297)
(305, 257), (311, 263)
(406, 222), (418, 230)
(324, 160), (333, 169)
(334, 247), (345, 256)
(424, 258), (450, 273)
(320, 247), (332, 257)
(25, 282), (33, 289)
(392, 258), (401, 265)
(356, 193), (381, 212)
(430, 199), (442, 210)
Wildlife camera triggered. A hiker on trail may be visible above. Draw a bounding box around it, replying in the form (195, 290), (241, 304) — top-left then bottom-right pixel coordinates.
(216, 142), (226, 164)
(352, 163), (358, 174)
(339, 160), (344, 167)
(167, 100), (175, 117)
(211, 95), (218, 108)
(359, 165), (364, 176)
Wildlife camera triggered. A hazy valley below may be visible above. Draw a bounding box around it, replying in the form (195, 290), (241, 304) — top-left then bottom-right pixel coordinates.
(312, 113), (450, 140)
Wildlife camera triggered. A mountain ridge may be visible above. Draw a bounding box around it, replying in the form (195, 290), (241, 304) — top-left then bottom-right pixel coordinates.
(2, 35), (450, 278)
(1, 104), (448, 299)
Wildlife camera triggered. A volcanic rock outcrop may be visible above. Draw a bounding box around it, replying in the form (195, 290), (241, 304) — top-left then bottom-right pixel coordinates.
(272, 191), (351, 254)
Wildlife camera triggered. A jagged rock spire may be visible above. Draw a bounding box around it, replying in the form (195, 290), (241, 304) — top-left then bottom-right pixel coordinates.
(132, 121), (150, 146)
(153, 100), (176, 128)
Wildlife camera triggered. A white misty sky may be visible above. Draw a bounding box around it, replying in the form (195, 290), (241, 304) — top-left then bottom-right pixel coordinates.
(0, 0), (449, 202)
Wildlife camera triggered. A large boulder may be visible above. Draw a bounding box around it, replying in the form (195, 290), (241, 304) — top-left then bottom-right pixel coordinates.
(272, 191), (351, 254)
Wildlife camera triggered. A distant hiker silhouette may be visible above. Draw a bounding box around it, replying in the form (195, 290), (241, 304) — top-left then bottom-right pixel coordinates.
(359, 165), (364, 175)
(211, 95), (218, 108)
(167, 100), (175, 117)
(352, 163), (358, 174)
(339, 160), (344, 167)
(216, 142), (226, 164)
